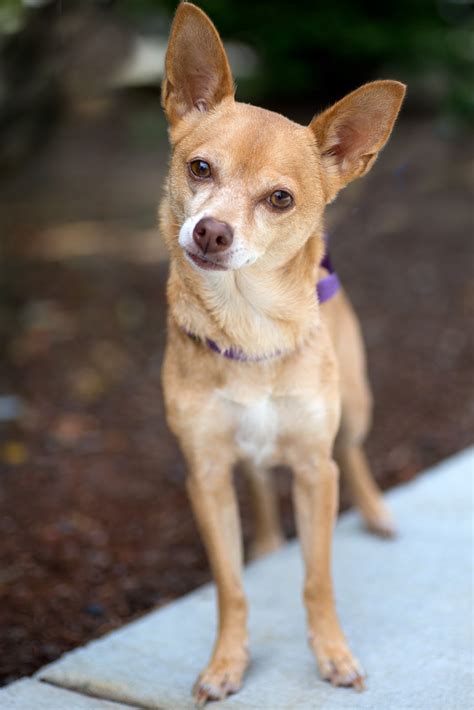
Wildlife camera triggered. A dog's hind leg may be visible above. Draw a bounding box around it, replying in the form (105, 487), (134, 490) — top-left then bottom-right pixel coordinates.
(335, 440), (396, 538)
(328, 293), (396, 538)
(243, 463), (284, 559)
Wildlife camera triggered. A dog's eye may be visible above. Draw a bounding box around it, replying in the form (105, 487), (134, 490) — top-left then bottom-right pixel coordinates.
(189, 160), (211, 179)
(269, 190), (293, 209)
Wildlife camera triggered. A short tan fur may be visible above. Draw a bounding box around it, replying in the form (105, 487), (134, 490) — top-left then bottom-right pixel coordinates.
(160, 3), (405, 704)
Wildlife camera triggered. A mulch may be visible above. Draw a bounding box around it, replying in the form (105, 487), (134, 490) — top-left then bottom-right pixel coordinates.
(0, 113), (472, 685)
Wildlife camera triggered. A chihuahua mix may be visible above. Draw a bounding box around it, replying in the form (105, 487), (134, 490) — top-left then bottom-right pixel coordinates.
(160, 2), (405, 704)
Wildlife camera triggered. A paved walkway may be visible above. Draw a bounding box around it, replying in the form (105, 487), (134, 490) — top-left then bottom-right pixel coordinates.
(2, 448), (473, 709)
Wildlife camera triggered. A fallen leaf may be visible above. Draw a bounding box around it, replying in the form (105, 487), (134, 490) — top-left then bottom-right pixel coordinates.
(70, 368), (106, 403)
(2, 441), (28, 466)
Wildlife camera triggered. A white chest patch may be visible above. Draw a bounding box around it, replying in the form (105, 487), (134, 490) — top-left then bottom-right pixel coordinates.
(234, 397), (278, 465)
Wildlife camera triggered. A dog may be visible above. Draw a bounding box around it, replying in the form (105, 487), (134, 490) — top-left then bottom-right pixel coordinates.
(159, 2), (405, 704)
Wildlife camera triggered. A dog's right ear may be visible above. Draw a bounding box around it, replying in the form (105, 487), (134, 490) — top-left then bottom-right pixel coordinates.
(162, 2), (234, 126)
(310, 81), (406, 203)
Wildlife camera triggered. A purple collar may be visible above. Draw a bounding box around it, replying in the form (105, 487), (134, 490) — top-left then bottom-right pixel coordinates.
(181, 238), (340, 362)
(318, 249), (340, 304)
(186, 332), (283, 362)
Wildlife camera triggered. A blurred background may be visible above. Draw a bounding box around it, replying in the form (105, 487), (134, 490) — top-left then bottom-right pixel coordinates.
(0, 0), (473, 685)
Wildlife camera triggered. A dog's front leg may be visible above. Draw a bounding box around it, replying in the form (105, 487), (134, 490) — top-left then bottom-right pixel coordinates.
(293, 455), (365, 690)
(186, 458), (249, 705)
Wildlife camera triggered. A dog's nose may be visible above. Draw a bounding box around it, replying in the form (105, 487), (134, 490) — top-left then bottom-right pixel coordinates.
(192, 217), (233, 254)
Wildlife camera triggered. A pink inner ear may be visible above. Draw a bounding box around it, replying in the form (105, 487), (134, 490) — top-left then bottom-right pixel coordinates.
(180, 63), (222, 113)
(330, 108), (390, 161)
(325, 120), (365, 160)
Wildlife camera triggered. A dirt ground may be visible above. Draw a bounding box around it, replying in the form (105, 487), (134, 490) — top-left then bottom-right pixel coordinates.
(0, 98), (473, 684)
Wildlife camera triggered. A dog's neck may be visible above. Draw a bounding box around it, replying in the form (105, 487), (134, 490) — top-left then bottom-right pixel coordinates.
(164, 210), (324, 359)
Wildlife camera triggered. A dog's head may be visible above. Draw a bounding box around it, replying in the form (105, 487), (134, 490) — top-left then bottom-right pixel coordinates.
(162, 3), (405, 274)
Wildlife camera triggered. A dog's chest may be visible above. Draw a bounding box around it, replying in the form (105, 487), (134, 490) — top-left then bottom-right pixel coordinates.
(234, 396), (278, 465)
(217, 386), (327, 465)
(216, 385), (279, 464)
(216, 376), (329, 466)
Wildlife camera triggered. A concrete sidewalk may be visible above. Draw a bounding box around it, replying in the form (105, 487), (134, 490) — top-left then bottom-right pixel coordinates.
(2, 447), (473, 709)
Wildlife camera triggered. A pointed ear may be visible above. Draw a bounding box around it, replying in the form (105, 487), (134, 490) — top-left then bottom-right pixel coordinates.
(162, 2), (235, 126)
(310, 80), (406, 202)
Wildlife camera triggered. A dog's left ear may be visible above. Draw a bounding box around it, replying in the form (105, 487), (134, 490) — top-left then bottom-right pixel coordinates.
(310, 80), (406, 203)
(162, 2), (234, 126)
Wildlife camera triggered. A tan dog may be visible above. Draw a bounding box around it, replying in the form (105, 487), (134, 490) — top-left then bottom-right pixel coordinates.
(160, 2), (405, 704)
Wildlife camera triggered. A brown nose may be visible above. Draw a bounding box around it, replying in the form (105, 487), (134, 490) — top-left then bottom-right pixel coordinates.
(192, 217), (233, 255)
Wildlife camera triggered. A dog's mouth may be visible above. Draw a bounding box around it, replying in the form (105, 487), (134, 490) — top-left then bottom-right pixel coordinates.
(185, 250), (229, 271)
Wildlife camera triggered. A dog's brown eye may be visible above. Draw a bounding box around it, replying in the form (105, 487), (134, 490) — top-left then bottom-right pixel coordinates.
(189, 160), (211, 179)
(269, 190), (293, 209)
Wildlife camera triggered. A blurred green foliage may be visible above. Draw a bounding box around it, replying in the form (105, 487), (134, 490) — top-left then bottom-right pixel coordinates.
(0, 0), (26, 35)
(1, 1), (472, 122)
(117, 0), (473, 121)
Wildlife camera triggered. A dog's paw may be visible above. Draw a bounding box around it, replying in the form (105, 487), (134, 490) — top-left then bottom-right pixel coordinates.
(193, 655), (248, 706)
(315, 644), (366, 690)
(365, 513), (398, 539)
